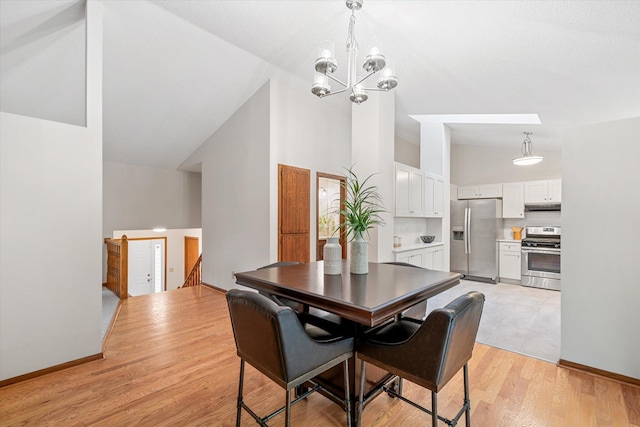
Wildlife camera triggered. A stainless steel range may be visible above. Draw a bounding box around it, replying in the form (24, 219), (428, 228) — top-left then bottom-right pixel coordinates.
(521, 226), (561, 291)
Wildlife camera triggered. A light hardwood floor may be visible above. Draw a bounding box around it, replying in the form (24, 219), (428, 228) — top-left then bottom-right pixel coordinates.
(1, 286), (638, 426)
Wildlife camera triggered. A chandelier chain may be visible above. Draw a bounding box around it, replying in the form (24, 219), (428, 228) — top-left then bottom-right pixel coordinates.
(346, 12), (358, 54)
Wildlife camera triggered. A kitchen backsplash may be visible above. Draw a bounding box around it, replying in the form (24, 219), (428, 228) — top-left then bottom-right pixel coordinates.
(502, 211), (562, 240)
(394, 217), (442, 246)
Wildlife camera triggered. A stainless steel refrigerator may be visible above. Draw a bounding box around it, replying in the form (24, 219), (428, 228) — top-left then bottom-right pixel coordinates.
(450, 199), (503, 283)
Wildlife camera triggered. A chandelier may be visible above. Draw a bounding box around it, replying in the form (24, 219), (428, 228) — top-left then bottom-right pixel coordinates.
(513, 132), (544, 166)
(311, 0), (398, 104)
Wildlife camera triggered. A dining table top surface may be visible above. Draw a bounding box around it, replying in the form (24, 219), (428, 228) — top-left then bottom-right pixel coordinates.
(234, 260), (462, 327)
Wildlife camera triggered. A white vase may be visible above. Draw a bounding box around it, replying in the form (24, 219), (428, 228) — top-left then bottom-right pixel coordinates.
(350, 234), (368, 275)
(323, 237), (342, 275)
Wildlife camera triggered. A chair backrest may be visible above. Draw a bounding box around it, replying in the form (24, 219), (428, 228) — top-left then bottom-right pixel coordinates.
(226, 289), (296, 387)
(382, 262), (421, 269)
(258, 262), (301, 270)
(226, 289), (352, 388)
(432, 291), (485, 387)
(399, 291), (485, 391)
(256, 262), (301, 309)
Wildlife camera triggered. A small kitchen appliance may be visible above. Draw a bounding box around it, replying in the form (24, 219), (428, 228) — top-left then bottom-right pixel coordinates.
(512, 226), (524, 240)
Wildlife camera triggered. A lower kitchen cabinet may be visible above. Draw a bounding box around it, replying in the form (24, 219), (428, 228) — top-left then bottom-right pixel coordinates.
(499, 242), (521, 281)
(395, 248), (424, 267)
(424, 246), (444, 271)
(395, 245), (444, 271)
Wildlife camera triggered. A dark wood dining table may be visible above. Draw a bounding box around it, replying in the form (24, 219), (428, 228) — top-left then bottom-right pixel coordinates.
(234, 260), (462, 422)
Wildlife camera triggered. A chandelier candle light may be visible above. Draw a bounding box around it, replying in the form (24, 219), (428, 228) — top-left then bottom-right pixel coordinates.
(311, 0), (398, 104)
(513, 132), (544, 166)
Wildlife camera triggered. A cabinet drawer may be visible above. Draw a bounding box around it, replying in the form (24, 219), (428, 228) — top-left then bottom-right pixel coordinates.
(499, 242), (521, 251)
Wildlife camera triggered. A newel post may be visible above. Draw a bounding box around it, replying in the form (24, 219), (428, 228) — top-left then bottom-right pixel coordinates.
(121, 235), (128, 299)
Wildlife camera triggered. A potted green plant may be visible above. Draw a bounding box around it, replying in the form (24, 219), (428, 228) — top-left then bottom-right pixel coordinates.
(337, 167), (385, 274)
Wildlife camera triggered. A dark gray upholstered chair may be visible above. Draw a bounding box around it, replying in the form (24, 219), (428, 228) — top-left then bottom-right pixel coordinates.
(226, 290), (354, 427)
(356, 291), (485, 427)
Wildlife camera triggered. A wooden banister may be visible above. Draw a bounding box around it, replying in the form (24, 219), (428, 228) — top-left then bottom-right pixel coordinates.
(104, 235), (128, 299)
(181, 254), (202, 288)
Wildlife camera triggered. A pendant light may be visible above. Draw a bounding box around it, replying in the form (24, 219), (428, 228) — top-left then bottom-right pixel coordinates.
(311, 0), (398, 104)
(513, 132), (543, 166)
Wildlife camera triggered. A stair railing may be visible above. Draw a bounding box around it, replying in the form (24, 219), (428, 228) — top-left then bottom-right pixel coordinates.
(181, 254), (202, 288)
(104, 235), (128, 299)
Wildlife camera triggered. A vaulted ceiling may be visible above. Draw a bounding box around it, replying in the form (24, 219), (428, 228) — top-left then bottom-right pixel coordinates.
(2, 0), (639, 169)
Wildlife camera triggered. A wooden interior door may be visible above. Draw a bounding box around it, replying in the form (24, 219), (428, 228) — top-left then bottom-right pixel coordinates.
(278, 164), (310, 262)
(184, 236), (199, 279)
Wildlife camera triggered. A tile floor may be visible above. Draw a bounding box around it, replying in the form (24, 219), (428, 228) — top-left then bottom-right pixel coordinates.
(426, 279), (561, 363)
(100, 280), (561, 362)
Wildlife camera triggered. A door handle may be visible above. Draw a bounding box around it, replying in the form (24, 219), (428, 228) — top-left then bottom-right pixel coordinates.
(465, 208), (471, 254)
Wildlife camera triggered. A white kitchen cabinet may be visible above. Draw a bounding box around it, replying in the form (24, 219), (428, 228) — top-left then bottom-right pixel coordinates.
(395, 163), (425, 217)
(457, 184), (503, 199)
(524, 179), (562, 203)
(425, 173), (445, 217)
(502, 182), (525, 218)
(424, 245), (444, 271)
(499, 242), (521, 281)
(395, 248), (424, 267)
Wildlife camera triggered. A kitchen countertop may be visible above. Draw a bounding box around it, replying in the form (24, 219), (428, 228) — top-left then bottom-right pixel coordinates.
(392, 242), (444, 253)
(497, 239), (522, 243)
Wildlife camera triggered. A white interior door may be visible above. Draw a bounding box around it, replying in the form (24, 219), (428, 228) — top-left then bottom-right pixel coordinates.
(129, 240), (153, 296)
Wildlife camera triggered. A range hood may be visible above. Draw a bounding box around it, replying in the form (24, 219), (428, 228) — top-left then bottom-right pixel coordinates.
(525, 203), (561, 212)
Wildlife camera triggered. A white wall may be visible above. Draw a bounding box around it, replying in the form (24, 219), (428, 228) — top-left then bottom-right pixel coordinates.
(561, 117), (640, 379)
(199, 81), (271, 290)
(270, 71), (351, 261)
(419, 123), (452, 270)
(451, 144), (562, 186)
(395, 138), (420, 168)
(196, 72), (353, 291)
(103, 161), (202, 235)
(0, 0), (87, 127)
(351, 91), (395, 263)
(113, 228), (202, 291)
(0, 1), (103, 381)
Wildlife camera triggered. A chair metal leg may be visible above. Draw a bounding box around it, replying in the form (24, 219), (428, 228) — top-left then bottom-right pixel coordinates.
(357, 360), (367, 427)
(464, 363), (471, 427)
(285, 389), (291, 427)
(343, 359), (352, 427)
(236, 360), (245, 427)
(431, 391), (438, 427)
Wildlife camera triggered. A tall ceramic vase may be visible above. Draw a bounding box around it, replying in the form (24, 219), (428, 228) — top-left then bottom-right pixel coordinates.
(323, 237), (342, 275)
(350, 233), (368, 275)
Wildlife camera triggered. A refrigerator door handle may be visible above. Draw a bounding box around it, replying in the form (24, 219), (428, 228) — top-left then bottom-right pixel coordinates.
(467, 207), (472, 253)
(464, 208), (469, 254)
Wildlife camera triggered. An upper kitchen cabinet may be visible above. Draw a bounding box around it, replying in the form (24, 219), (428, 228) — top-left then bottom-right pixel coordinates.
(395, 163), (425, 217)
(502, 182), (525, 218)
(457, 183), (503, 200)
(425, 173), (445, 217)
(524, 179), (562, 203)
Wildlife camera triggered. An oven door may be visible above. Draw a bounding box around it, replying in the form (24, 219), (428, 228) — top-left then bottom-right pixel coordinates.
(521, 248), (561, 279)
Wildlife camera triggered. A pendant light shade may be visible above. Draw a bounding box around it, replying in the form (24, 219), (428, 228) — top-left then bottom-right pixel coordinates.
(513, 132), (543, 166)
